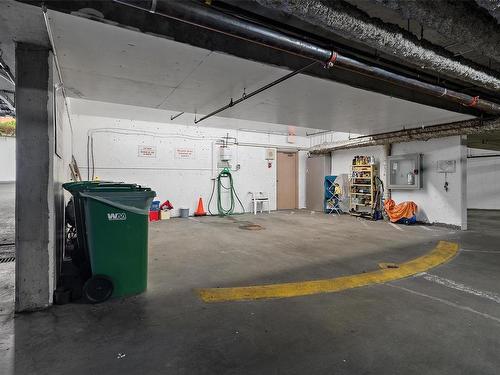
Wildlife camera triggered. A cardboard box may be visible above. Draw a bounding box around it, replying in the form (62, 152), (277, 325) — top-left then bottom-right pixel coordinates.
(160, 210), (171, 220)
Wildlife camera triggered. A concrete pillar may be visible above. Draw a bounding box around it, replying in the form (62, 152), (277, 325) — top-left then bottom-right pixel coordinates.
(460, 135), (468, 231)
(15, 43), (55, 312)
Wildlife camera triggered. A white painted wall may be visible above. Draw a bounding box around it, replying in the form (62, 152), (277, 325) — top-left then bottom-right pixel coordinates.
(391, 137), (466, 228)
(467, 148), (500, 210)
(331, 145), (386, 177)
(330, 136), (466, 228)
(0, 136), (15, 182)
(69, 100), (308, 216)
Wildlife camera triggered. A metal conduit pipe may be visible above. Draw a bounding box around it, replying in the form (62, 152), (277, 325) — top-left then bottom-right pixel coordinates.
(309, 117), (500, 154)
(115, 0), (331, 61)
(115, 0), (500, 115)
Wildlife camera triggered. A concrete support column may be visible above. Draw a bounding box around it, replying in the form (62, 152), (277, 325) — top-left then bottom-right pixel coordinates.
(15, 43), (55, 312)
(460, 135), (468, 231)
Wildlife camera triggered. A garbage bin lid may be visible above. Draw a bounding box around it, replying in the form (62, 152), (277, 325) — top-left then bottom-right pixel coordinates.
(63, 181), (151, 193)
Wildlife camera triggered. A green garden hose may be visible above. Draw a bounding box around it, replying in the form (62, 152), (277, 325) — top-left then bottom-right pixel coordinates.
(208, 168), (245, 216)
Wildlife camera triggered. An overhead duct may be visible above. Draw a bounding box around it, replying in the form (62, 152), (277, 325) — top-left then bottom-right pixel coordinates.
(309, 117), (500, 153)
(475, 0), (500, 24)
(362, 0), (500, 65)
(250, 0), (500, 92)
(115, 0), (500, 115)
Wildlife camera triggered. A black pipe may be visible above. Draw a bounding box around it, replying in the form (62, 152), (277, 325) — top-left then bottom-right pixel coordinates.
(170, 111), (184, 120)
(114, 0), (500, 115)
(114, 0), (332, 62)
(467, 154), (500, 159)
(194, 61), (317, 124)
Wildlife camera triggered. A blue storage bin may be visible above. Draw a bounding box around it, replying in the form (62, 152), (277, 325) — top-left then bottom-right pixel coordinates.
(396, 215), (417, 225)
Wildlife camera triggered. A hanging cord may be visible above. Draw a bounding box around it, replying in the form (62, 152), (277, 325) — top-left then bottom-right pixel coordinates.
(372, 176), (385, 217)
(217, 169), (235, 215)
(208, 168), (245, 216)
(375, 176), (384, 196)
(208, 178), (216, 216)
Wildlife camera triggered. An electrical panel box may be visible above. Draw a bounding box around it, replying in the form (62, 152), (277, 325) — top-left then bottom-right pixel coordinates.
(388, 153), (423, 190)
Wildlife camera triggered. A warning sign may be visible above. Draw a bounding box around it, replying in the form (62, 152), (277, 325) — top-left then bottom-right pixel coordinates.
(175, 148), (195, 160)
(138, 145), (157, 158)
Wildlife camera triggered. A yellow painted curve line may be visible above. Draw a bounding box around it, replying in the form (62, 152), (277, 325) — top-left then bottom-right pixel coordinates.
(197, 241), (459, 303)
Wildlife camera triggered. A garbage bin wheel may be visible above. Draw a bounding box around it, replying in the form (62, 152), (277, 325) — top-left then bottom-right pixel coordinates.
(83, 275), (114, 303)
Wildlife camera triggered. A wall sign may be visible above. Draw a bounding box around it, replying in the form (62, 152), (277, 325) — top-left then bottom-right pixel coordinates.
(175, 147), (195, 160)
(138, 145), (157, 158)
(437, 160), (456, 173)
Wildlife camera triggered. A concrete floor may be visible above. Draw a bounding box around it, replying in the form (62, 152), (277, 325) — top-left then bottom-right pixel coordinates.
(1, 182), (500, 374)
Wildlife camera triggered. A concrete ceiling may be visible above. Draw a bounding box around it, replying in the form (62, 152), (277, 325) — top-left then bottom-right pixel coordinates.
(48, 10), (472, 135)
(344, 0), (500, 72)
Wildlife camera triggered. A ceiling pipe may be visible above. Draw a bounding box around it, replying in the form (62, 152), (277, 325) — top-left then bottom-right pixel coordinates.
(194, 61), (317, 124)
(114, 0), (500, 115)
(170, 111), (184, 121)
(309, 117), (500, 153)
(468, 154), (500, 159)
(248, 0), (500, 92)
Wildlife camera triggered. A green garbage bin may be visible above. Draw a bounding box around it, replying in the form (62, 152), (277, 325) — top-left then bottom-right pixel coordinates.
(63, 181), (155, 302)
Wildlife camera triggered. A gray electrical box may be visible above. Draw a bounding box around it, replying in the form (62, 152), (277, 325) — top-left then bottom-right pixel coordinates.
(306, 154), (331, 211)
(388, 153), (423, 190)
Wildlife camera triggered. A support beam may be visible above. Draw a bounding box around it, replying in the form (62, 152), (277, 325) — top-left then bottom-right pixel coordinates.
(15, 43), (55, 312)
(309, 117), (500, 153)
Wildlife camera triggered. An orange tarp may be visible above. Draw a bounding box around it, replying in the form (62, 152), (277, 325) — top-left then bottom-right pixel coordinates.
(384, 199), (417, 223)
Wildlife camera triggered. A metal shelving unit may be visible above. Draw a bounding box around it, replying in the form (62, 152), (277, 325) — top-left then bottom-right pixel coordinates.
(349, 164), (377, 216)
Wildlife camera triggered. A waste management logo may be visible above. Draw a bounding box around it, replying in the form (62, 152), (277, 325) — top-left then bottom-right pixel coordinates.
(107, 212), (127, 221)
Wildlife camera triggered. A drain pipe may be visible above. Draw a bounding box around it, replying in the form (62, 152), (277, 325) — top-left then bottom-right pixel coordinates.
(382, 143), (391, 201)
(115, 0), (500, 115)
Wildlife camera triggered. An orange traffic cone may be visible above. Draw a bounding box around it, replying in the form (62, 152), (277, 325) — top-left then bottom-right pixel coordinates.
(194, 197), (207, 216)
